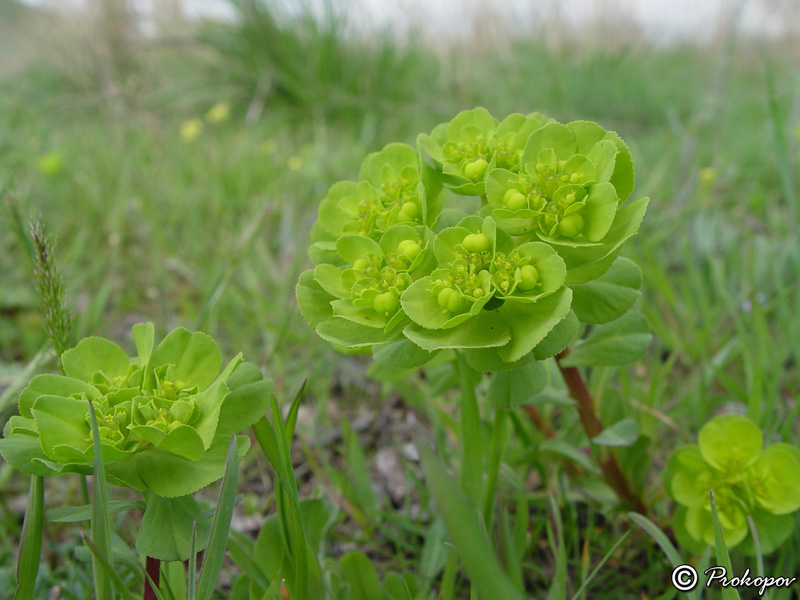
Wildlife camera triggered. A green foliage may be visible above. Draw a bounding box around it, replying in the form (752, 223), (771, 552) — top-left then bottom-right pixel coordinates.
(665, 415), (800, 553)
(13, 476), (43, 600)
(201, 0), (439, 121)
(3, 10), (800, 598)
(0, 324), (270, 498)
(298, 107), (649, 371)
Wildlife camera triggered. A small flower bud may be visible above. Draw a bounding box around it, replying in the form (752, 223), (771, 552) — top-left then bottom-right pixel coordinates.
(353, 258), (368, 272)
(437, 288), (465, 313)
(401, 201), (419, 218)
(398, 239), (422, 260)
(557, 213), (584, 238)
(170, 401), (193, 423)
(518, 264), (540, 291)
(373, 291), (399, 316)
(462, 233), (490, 253)
(464, 158), (488, 181)
(503, 188), (527, 211)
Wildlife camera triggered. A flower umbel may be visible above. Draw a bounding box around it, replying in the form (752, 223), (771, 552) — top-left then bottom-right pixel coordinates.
(665, 415), (800, 554)
(0, 323), (273, 498)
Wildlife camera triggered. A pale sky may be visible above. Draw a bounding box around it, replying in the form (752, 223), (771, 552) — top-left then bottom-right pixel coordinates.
(20, 0), (798, 44)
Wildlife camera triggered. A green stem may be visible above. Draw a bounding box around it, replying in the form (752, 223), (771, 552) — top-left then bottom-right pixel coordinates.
(454, 353), (483, 506)
(556, 349), (647, 515)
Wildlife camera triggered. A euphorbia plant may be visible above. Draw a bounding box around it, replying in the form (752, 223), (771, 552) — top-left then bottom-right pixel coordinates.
(665, 414), (800, 554)
(0, 323), (272, 563)
(297, 106), (652, 513)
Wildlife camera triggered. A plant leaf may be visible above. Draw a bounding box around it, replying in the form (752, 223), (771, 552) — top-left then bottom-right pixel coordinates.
(339, 552), (382, 600)
(13, 475), (43, 600)
(136, 494), (211, 562)
(487, 361), (548, 408)
(561, 311), (651, 367)
(418, 443), (525, 600)
(591, 418), (640, 447)
(570, 257), (642, 324)
(196, 435), (239, 600)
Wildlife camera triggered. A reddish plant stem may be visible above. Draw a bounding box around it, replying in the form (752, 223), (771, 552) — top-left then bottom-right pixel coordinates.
(521, 405), (583, 478)
(521, 405), (556, 439)
(556, 349), (647, 515)
(144, 556), (160, 600)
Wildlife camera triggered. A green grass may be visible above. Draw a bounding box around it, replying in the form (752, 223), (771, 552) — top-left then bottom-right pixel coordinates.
(0, 3), (799, 598)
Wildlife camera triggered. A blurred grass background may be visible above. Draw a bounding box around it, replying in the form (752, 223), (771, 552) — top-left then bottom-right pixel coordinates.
(0, 0), (799, 595)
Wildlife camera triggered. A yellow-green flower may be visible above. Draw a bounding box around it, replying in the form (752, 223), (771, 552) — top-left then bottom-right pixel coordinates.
(206, 102), (230, 124)
(180, 119), (204, 143)
(665, 415), (800, 554)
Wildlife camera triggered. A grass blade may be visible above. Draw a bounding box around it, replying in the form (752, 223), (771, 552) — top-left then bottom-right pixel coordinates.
(13, 475), (44, 600)
(709, 490), (741, 600)
(285, 379), (307, 441)
(187, 520), (197, 600)
(419, 441), (524, 600)
(765, 62), (797, 223)
(627, 512), (683, 566)
(196, 435), (239, 600)
(88, 399), (114, 600)
(569, 531), (631, 600)
(546, 494), (567, 600)
(629, 512), (702, 600)
(82, 535), (139, 600)
(747, 516), (770, 600)
(227, 530), (272, 594)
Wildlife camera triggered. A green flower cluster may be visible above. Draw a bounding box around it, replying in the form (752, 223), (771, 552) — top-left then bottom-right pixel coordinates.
(665, 415), (800, 554)
(0, 324), (272, 497)
(298, 107), (649, 370)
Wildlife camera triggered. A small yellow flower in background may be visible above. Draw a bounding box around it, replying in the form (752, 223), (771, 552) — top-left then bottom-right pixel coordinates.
(37, 151), (64, 177)
(287, 156), (303, 171)
(206, 102), (230, 124)
(180, 119), (203, 143)
(261, 139), (278, 154)
(699, 167), (717, 185)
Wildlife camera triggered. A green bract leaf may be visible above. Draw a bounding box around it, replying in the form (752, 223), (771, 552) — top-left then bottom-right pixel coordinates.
(136, 494), (211, 562)
(685, 492), (748, 548)
(747, 443), (800, 515)
(62, 337), (130, 382)
(698, 415), (763, 473)
(403, 311), (511, 352)
(665, 446), (717, 507)
(556, 197), (649, 284)
(570, 257), (642, 324)
(496, 287), (573, 362)
(560, 311), (651, 367)
(17, 373), (101, 418)
(132, 434), (250, 498)
(151, 328), (223, 391)
(531, 310), (579, 361)
(738, 509), (796, 556)
(487, 361), (548, 408)
(372, 338), (436, 369)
